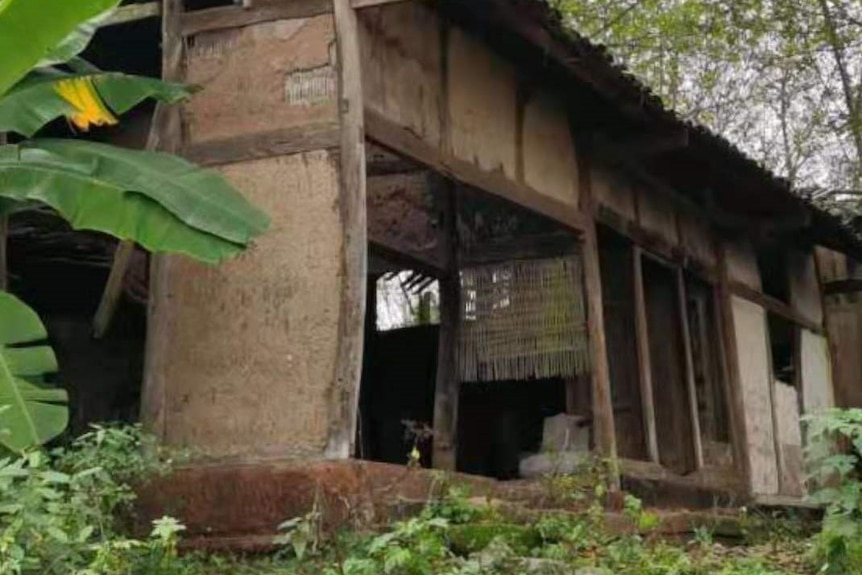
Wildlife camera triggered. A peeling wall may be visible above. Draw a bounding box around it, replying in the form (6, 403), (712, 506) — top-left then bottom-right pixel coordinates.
(725, 238), (761, 290)
(357, 3), (580, 214)
(185, 15), (338, 142)
(788, 250), (823, 326)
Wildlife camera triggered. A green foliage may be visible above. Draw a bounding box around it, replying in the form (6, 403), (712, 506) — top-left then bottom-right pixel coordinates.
(0, 292), (67, 452)
(804, 408), (862, 574)
(0, 424), (185, 575)
(0, 0), (120, 97)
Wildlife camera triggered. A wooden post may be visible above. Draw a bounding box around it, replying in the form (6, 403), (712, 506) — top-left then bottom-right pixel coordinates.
(633, 247), (659, 463)
(577, 151), (619, 488)
(715, 240), (753, 495)
(676, 267), (705, 469)
(326, 0), (368, 458)
(93, 110), (166, 338)
(140, 0), (184, 437)
(433, 181), (460, 471)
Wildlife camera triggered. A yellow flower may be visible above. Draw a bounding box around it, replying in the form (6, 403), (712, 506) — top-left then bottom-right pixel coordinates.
(53, 78), (118, 131)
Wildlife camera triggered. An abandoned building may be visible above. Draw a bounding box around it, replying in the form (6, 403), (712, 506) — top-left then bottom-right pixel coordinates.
(8, 0), (862, 542)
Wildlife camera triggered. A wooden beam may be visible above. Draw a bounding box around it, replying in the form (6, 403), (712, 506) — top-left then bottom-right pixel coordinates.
(823, 278), (862, 295)
(92, 240), (135, 337)
(729, 280), (824, 334)
(184, 123), (340, 167)
(715, 241), (753, 497)
(365, 109), (590, 234)
(325, 0), (368, 459)
(181, 0), (332, 36)
(460, 233), (577, 266)
(103, 2), (161, 27)
(432, 179), (460, 471)
(633, 248), (659, 464)
(677, 267), (705, 469)
(351, 0), (409, 7)
(595, 205), (719, 284)
(577, 151), (620, 489)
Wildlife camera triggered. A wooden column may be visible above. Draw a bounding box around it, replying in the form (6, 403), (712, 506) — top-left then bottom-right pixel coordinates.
(577, 151), (619, 486)
(715, 240), (753, 494)
(326, 0), (368, 458)
(140, 0), (184, 438)
(433, 181), (460, 470)
(676, 267), (705, 469)
(633, 248), (659, 463)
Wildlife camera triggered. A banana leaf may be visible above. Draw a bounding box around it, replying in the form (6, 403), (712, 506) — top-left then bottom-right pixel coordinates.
(19, 139), (270, 245)
(0, 70), (192, 137)
(0, 0), (120, 97)
(38, 7), (116, 67)
(0, 292), (67, 452)
(0, 142), (269, 263)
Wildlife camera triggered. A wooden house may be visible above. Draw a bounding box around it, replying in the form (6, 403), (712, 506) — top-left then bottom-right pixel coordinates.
(11, 0), (862, 540)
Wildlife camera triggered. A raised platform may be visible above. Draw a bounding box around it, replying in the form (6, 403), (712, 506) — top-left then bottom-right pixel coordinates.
(132, 458), (763, 551)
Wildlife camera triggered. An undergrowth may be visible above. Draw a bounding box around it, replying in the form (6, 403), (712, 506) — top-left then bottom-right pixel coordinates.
(4, 417), (862, 575)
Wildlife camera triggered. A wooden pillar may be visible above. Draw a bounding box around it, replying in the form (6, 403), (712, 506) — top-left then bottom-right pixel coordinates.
(715, 240), (753, 495)
(326, 0), (368, 458)
(676, 267), (705, 469)
(633, 247), (659, 463)
(433, 181), (460, 470)
(576, 151), (619, 486)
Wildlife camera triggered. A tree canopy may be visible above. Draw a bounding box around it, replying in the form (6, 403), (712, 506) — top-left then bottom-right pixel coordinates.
(552, 0), (862, 200)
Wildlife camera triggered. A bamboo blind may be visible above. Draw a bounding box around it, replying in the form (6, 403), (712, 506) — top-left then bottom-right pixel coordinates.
(458, 255), (590, 382)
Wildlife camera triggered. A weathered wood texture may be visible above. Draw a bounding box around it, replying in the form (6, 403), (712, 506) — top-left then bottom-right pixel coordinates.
(787, 250), (824, 327)
(772, 382), (804, 497)
(730, 295), (779, 496)
(724, 238), (762, 291)
(800, 329), (835, 415)
(327, 0), (368, 458)
(824, 293), (862, 408)
(357, 2), (583, 229)
(632, 248), (659, 463)
(181, 0), (333, 36)
(677, 269), (705, 470)
(577, 152), (620, 484)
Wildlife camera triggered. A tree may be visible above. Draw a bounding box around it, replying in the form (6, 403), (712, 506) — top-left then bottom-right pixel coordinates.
(0, 0), (269, 451)
(551, 0), (862, 193)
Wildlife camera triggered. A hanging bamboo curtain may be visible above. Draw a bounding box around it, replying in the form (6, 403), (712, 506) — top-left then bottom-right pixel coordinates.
(458, 255), (590, 382)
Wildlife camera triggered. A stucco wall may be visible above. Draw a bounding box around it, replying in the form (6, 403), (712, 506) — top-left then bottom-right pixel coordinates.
(151, 152), (343, 459)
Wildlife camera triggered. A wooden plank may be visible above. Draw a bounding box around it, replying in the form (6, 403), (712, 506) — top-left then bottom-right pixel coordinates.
(633, 248), (659, 463)
(141, 0), (184, 439)
(460, 233), (576, 265)
(351, 0), (409, 7)
(677, 268), (705, 469)
(103, 2), (161, 27)
(729, 280), (824, 334)
(181, 0), (333, 36)
(715, 240), (753, 496)
(184, 123), (341, 166)
(577, 150), (620, 489)
(92, 240), (136, 337)
(325, 0), (368, 459)
(432, 180), (460, 471)
(365, 108), (590, 233)
(762, 311), (785, 495)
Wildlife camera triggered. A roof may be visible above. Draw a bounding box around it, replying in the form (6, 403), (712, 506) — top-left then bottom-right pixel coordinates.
(436, 0), (862, 258)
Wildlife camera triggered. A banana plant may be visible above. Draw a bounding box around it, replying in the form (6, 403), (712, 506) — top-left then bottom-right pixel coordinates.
(0, 0), (270, 451)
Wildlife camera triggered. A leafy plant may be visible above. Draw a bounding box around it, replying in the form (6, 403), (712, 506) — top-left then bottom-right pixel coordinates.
(0, 0), (270, 451)
(804, 408), (862, 574)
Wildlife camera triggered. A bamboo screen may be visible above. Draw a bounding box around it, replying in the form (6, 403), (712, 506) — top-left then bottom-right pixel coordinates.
(458, 255), (590, 382)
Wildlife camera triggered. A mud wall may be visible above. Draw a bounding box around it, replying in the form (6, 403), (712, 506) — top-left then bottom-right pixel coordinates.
(143, 8), (351, 460)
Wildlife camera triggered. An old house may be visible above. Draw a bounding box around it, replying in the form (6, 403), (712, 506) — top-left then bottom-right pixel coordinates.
(10, 0), (862, 542)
